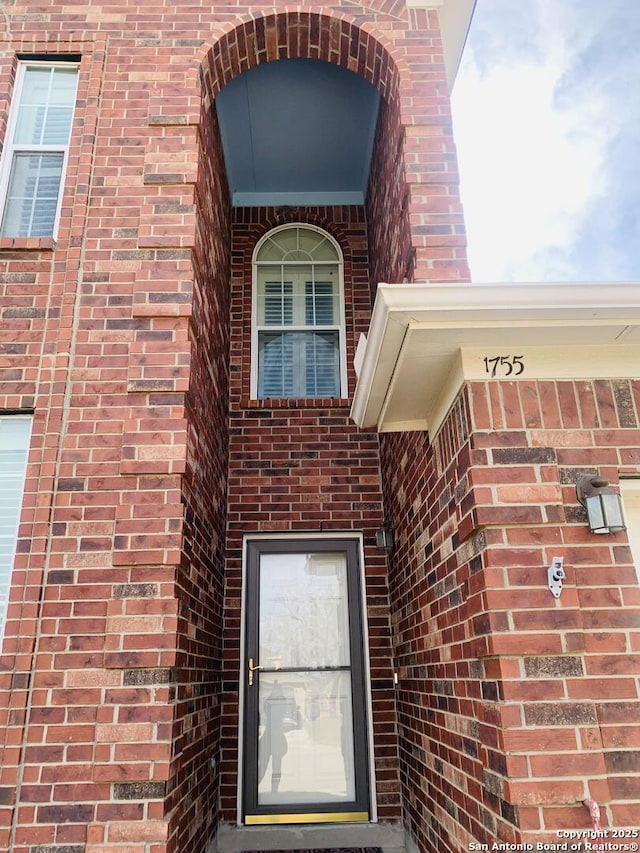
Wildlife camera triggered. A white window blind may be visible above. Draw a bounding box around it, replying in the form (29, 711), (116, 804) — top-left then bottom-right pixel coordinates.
(0, 63), (79, 238)
(0, 416), (31, 642)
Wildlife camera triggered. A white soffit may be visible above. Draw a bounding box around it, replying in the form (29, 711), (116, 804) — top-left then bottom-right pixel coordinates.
(350, 281), (640, 437)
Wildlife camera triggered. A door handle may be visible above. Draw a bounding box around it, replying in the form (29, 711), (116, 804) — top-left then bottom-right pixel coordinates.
(248, 657), (263, 686)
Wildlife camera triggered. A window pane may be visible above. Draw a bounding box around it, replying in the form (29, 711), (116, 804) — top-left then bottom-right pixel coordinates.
(305, 331), (339, 397)
(258, 331), (339, 399)
(256, 550), (355, 805)
(15, 66), (77, 145)
(305, 280), (336, 325)
(262, 280), (293, 325)
(258, 552), (351, 669)
(256, 238), (285, 261)
(284, 249), (312, 262)
(0, 418), (31, 642)
(1, 153), (63, 237)
(269, 229), (299, 254)
(257, 671), (355, 805)
(259, 332), (295, 398)
(298, 229), (337, 260)
(308, 239), (339, 261)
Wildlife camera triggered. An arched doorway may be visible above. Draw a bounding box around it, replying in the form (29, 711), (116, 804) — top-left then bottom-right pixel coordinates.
(195, 10), (410, 831)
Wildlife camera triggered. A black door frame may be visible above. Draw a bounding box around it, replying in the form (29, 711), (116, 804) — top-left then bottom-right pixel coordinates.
(240, 535), (373, 825)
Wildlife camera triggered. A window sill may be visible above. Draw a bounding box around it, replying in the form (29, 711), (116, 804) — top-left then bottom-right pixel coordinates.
(241, 397), (351, 410)
(0, 236), (56, 251)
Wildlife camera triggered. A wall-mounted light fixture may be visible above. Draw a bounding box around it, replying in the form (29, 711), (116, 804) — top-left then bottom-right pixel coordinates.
(375, 522), (395, 551)
(576, 474), (627, 535)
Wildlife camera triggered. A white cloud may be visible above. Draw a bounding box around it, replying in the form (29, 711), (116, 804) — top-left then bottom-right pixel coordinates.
(451, 0), (640, 282)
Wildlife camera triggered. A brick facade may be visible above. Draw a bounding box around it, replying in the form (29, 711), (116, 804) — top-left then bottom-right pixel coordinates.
(0, 1), (638, 852)
(381, 379), (640, 851)
(222, 206), (399, 822)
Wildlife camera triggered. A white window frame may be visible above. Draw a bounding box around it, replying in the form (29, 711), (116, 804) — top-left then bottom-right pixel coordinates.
(0, 59), (79, 239)
(620, 479), (640, 584)
(0, 415), (32, 645)
(250, 223), (348, 400)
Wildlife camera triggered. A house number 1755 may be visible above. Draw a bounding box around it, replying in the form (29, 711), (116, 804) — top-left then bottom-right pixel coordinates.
(483, 355), (525, 377)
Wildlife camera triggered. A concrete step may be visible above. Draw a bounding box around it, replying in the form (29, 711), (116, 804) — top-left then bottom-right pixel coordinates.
(212, 820), (408, 853)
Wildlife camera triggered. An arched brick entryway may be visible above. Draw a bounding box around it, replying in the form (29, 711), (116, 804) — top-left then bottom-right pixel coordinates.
(190, 9), (411, 836)
(199, 11), (405, 99)
(198, 9), (421, 304)
(197, 7), (469, 292)
(166, 7), (469, 848)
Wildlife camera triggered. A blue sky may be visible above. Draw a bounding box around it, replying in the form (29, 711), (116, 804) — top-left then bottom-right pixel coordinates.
(451, 0), (640, 283)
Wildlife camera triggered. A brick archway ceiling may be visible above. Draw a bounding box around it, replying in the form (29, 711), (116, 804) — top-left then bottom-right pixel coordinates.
(202, 13), (400, 208)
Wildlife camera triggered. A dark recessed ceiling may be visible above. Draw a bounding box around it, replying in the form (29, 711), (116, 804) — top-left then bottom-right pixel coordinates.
(215, 58), (380, 207)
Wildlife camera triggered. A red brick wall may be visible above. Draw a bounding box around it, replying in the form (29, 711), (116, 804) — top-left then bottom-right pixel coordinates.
(381, 379), (640, 852)
(402, 8), (470, 283)
(1, 3), (638, 852)
(221, 205), (401, 822)
(164, 102), (232, 853)
(0, 2), (470, 850)
(366, 6), (470, 287)
(0, 30), (230, 853)
(367, 95), (416, 288)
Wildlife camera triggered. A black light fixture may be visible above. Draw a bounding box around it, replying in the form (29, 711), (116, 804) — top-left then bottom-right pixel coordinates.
(375, 522), (395, 551)
(576, 474), (627, 535)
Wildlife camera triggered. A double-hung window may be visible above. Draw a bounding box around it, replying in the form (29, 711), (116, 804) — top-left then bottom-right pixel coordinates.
(0, 60), (79, 238)
(252, 225), (347, 399)
(0, 416), (31, 643)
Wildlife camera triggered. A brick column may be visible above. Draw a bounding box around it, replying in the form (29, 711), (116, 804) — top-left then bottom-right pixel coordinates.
(381, 379), (640, 852)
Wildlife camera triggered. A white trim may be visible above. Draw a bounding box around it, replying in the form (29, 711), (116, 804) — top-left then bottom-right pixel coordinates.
(237, 531), (376, 825)
(0, 60), (79, 239)
(0, 415), (33, 646)
(351, 280), (640, 437)
(250, 224), (348, 400)
(619, 480), (640, 585)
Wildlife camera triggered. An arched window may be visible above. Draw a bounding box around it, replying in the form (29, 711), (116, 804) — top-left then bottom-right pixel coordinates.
(251, 225), (347, 399)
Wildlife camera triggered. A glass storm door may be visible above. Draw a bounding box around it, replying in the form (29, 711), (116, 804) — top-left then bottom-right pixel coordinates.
(242, 538), (371, 825)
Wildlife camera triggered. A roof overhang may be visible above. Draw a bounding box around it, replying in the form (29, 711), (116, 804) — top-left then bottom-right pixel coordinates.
(408, 0), (477, 87)
(350, 281), (640, 437)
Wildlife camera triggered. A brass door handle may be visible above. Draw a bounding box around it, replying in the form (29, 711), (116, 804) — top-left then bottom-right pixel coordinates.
(248, 657), (263, 686)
